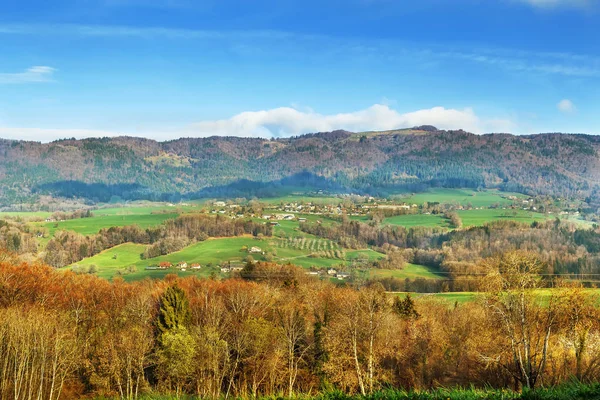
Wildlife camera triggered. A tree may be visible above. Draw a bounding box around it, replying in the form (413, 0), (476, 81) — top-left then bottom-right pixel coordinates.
(482, 251), (560, 389)
(157, 285), (191, 335)
(394, 294), (420, 320)
(156, 285), (195, 397)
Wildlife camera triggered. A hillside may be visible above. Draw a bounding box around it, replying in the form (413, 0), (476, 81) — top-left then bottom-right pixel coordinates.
(1, 127), (600, 207)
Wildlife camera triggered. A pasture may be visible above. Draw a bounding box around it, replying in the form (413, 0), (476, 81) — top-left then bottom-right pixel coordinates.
(70, 235), (387, 280)
(457, 208), (549, 227)
(42, 213), (178, 236)
(395, 188), (526, 207)
(370, 264), (444, 280)
(384, 214), (449, 229)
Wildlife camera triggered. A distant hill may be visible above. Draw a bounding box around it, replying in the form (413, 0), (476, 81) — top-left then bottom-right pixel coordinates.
(1, 127), (600, 206)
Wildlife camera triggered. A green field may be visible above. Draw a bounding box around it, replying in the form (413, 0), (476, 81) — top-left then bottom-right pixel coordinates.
(257, 194), (345, 205)
(42, 213), (179, 236)
(457, 208), (549, 227)
(397, 289), (600, 306)
(395, 188), (526, 207)
(370, 264), (444, 280)
(384, 209), (551, 229)
(94, 203), (201, 215)
(70, 234), (387, 280)
(384, 214), (449, 228)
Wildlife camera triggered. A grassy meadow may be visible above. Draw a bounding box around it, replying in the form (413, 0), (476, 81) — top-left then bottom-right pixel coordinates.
(394, 188), (526, 207)
(370, 263), (444, 280)
(42, 213), (179, 236)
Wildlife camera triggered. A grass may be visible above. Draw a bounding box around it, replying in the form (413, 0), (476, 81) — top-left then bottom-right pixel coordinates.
(72, 243), (147, 279)
(384, 209), (551, 230)
(395, 289), (600, 306)
(71, 234), (387, 281)
(257, 194), (344, 205)
(384, 214), (449, 229)
(457, 209), (549, 227)
(41, 213), (179, 236)
(370, 264), (444, 280)
(395, 188), (526, 208)
(91, 381), (600, 399)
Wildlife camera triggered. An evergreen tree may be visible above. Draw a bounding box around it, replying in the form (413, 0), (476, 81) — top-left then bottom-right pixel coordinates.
(393, 294), (420, 320)
(157, 285), (191, 336)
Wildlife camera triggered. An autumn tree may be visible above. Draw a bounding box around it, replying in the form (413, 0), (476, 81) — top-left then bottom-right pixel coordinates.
(482, 251), (560, 389)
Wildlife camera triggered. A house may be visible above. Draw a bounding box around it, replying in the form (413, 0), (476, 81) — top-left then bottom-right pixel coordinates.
(269, 221), (280, 226)
(231, 265), (244, 272)
(214, 201), (226, 207)
(336, 272), (351, 280)
(220, 266), (231, 273)
(306, 271), (319, 276)
(190, 263), (202, 270)
(327, 268), (337, 276)
(249, 246), (262, 254)
(177, 261), (188, 269)
(263, 215), (273, 220)
(158, 262), (172, 270)
(298, 217), (307, 223)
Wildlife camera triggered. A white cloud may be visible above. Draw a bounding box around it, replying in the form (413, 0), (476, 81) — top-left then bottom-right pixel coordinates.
(0, 104), (516, 142)
(0, 66), (56, 84)
(557, 99), (576, 113)
(190, 104), (514, 137)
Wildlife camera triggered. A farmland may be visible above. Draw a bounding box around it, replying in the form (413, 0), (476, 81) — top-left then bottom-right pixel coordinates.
(2, 187), (591, 284)
(370, 263), (444, 280)
(394, 188), (526, 207)
(41, 213), (179, 236)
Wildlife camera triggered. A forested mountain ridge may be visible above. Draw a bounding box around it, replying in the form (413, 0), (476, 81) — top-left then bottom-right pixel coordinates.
(1, 127), (599, 206)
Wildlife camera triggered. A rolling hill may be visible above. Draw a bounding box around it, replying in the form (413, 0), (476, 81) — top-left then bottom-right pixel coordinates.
(2, 126), (600, 207)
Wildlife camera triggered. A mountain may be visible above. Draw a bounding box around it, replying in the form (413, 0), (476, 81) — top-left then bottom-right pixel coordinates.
(1, 127), (600, 207)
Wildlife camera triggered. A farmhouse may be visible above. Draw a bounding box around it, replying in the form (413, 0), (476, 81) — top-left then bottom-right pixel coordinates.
(298, 217), (307, 222)
(336, 272), (350, 280)
(249, 246), (262, 254)
(177, 261), (188, 269)
(158, 261), (172, 270)
(190, 263), (201, 270)
(327, 268), (337, 275)
(214, 201), (226, 207)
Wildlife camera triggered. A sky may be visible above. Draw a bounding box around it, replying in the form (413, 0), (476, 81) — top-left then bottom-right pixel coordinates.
(0, 0), (599, 141)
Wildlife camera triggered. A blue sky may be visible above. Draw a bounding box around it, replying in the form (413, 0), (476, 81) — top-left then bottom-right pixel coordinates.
(0, 0), (599, 141)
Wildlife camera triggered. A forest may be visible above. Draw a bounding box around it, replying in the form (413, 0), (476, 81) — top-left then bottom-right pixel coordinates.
(1, 251), (600, 399)
(3, 128), (600, 208)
